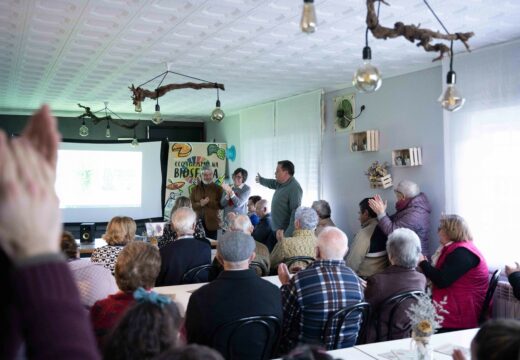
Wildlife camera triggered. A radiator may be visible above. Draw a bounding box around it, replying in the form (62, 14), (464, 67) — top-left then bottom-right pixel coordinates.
(493, 281), (520, 319)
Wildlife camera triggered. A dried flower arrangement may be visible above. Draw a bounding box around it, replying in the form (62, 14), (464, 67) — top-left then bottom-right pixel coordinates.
(365, 161), (392, 189)
(406, 293), (448, 338)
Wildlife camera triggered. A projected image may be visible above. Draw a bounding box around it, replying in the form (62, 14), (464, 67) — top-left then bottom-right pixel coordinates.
(56, 150), (142, 208)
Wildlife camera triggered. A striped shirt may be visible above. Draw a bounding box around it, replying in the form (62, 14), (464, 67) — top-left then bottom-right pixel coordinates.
(280, 259), (363, 352)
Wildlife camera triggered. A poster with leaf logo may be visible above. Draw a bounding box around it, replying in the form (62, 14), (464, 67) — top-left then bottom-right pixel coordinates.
(165, 142), (227, 205)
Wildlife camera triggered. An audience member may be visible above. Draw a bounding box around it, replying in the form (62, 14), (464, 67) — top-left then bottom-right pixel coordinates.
(185, 231), (283, 359)
(364, 228), (426, 342)
(282, 345), (338, 360)
(220, 168), (251, 217)
(247, 195), (262, 227)
(91, 216), (136, 274)
(0, 105), (99, 359)
(270, 206), (318, 273)
(155, 344), (224, 360)
(278, 227), (363, 352)
(155, 207), (211, 286)
(505, 262), (520, 300)
(190, 165), (224, 239)
(61, 231), (118, 308)
(91, 241), (161, 348)
(452, 319), (520, 360)
(345, 198), (389, 278)
(369, 180), (432, 257)
(103, 288), (181, 360)
(256, 160), (303, 237)
(159, 196), (206, 248)
(312, 200), (336, 236)
(252, 199), (276, 252)
(419, 215), (489, 331)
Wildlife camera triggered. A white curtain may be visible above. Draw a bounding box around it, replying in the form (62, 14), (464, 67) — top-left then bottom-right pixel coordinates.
(240, 90), (323, 206)
(445, 40), (520, 267)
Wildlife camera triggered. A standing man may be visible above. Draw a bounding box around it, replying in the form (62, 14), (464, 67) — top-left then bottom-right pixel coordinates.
(190, 165), (224, 240)
(256, 160), (302, 238)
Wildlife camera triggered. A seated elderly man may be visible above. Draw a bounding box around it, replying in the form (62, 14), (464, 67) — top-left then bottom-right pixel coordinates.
(278, 227), (363, 352)
(270, 206), (318, 273)
(364, 228), (426, 342)
(252, 199), (276, 252)
(311, 200), (336, 236)
(155, 207), (211, 286)
(345, 198), (389, 278)
(185, 231), (283, 359)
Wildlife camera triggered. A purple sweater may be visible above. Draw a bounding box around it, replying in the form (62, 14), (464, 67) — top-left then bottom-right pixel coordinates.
(378, 192), (432, 256)
(1, 254), (100, 360)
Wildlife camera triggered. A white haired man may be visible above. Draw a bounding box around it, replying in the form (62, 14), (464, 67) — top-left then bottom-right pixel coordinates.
(270, 207), (318, 273)
(185, 231), (283, 359)
(252, 199), (276, 252)
(155, 207), (211, 286)
(278, 227), (363, 352)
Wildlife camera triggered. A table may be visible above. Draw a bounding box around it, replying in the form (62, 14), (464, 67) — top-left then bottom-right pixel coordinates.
(75, 238), (107, 257)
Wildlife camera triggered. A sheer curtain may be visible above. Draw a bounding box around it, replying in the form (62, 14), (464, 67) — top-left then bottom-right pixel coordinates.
(445, 40), (520, 267)
(240, 90), (323, 206)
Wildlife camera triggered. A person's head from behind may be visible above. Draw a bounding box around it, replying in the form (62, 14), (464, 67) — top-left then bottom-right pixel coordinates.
(155, 344), (224, 360)
(232, 168), (248, 186)
(295, 207), (319, 231)
(316, 227), (349, 260)
(255, 199), (270, 218)
(217, 231), (256, 270)
(311, 200), (332, 220)
(103, 290), (181, 360)
(230, 214), (253, 235)
(470, 319), (520, 360)
(248, 195), (261, 213)
(173, 196), (192, 212)
(103, 216), (136, 246)
(60, 231), (78, 260)
(275, 160), (295, 183)
(438, 214), (472, 245)
(394, 180), (420, 201)
(172, 207), (196, 236)
(282, 345), (337, 360)
(358, 198), (377, 224)
(201, 164), (213, 185)
(115, 242), (161, 293)
(386, 228), (421, 268)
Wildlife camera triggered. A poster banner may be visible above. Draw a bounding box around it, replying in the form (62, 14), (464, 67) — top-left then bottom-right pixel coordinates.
(164, 142), (227, 220)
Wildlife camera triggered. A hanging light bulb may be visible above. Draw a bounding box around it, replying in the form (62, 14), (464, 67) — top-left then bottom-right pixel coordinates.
(353, 45), (382, 93)
(300, 0), (317, 34)
(134, 100), (142, 112)
(131, 127), (139, 147)
(210, 87), (225, 122)
(79, 119), (89, 137)
(105, 120), (111, 138)
(151, 91), (163, 124)
(438, 41), (465, 112)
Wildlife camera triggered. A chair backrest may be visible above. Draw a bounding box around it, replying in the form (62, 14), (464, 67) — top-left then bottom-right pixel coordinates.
(283, 256), (315, 273)
(249, 261), (268, 276)
(479, 269), (501, 324)
(376, 290), (425, 342)
(181, 264), (213, 284)
(212, 315), (281, 360)
(323, 302), (371, 350)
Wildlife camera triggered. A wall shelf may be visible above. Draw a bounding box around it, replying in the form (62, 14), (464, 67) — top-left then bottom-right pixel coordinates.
(349, 130), (379, 152)
(392, 147), (422, 167)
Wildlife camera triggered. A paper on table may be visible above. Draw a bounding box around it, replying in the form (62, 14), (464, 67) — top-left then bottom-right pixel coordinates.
(378, 349), (416, 360)
(435, 344), (470, 357)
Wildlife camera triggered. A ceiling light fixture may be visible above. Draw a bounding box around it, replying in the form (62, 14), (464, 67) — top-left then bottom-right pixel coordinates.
(300, 0), (317, 34)
(210, 86), (225, 122)
(353, 2), (382, 93)
(77, 102), (139, 137)
(438, 40), (465, 112)
(79, 118), (89, 137)
(131, 127), (139, 147)
(152, 90), (163, 124)
(104, 101), (111, 138)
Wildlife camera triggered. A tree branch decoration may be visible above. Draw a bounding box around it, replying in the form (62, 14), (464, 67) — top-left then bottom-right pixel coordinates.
(366, 0), (474, 61)
(77, 103), (139, 129)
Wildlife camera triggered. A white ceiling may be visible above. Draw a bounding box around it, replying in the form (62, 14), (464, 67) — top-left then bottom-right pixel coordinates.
(1, 0), (519, 120)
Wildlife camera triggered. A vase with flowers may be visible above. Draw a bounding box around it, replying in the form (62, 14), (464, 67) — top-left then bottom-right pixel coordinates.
(406, 293), (448, 360)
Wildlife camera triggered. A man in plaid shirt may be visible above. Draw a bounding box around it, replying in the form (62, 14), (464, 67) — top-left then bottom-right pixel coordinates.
(278, 227), (364, 353)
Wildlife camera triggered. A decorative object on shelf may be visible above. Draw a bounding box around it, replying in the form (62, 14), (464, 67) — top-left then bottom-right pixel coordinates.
(76, 102), (139, 138)
(334, 93), (366, 132)
(210, 87), (225, 122)
(300, 0), (317, 34)
(350, 130), (379, 152)
(129, 63), (225, 122)
(365, 161), (392, 189)
(392, 147), (422, 167)
(406, 293), (448, 360)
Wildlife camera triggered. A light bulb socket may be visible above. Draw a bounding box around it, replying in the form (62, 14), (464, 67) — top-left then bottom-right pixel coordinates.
(216, 99), (221, 107)
(446, 70), (456, 85)
(303, 0), (314, 3)
(362, 46), (372, 60)
(155, 103), (160, 112)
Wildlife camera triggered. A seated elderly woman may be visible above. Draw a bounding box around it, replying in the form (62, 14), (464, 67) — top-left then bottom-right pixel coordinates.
(419, 215), (489, 331)
(91, 216), (136, 274)
(159, 196), (206, 248)
(311, 200), (336, 237)
(90, 241), (161, 348)
(364, 228), (426, 342)
(369, 180), (432, 257)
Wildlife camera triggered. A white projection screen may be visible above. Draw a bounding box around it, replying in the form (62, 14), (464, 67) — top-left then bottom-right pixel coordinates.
(56, 141), (163, 223)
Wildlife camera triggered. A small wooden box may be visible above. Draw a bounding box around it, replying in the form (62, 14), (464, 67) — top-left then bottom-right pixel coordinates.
(392, 147), (422, 167)
(350, 130), (379, 152)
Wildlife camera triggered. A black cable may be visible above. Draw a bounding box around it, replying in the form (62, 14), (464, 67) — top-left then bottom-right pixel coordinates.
(423, 0), (450, 35)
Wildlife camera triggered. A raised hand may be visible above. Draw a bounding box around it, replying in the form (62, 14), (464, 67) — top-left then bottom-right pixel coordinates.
(505, 262), (520, 276)
(368, 194), (387, 216)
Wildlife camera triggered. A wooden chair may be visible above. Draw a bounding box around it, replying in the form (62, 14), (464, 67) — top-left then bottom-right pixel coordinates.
(478, 269), (501, 324)
(249, 261), (268, 276)
(323, 302), (371, 350)
(181, 264), (213, 284)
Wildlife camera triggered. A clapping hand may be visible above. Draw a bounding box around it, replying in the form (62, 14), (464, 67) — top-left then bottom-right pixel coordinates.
(276, 229), (285, 242)
(200, 197), (210, 206)
(277, 263), (291, 285)
(452, 349), (467, 360)
(368, 194), (387, 216)
(221, 183), (232, 194)
(505, 262), (520, 276)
